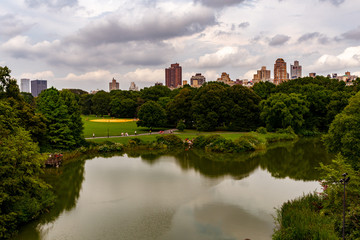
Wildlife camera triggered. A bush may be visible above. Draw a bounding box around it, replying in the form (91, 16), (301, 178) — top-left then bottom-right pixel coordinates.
(127, 138), (146, 147)
(256, 126), (268, 134)
(276, 126), (295, 135)
(98, 143), (123, 152)
(273, 193), (337, 240)
(193, 135), (222, 148)
(156, 134), (183, 147)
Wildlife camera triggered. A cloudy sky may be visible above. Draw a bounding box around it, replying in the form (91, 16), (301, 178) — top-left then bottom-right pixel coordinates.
(1, 0), (360, 91)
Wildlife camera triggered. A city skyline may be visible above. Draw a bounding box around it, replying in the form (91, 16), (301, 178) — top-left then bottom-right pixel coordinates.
(1, 0), (360, 91)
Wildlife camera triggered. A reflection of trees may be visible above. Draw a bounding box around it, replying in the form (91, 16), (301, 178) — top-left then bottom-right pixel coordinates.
(259, 138), (334, 181)
(135, 138), (333, 181)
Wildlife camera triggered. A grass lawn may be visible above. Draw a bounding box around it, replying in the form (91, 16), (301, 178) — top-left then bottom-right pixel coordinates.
(82, 115), (169, 138)
(87, 129), (251, 144)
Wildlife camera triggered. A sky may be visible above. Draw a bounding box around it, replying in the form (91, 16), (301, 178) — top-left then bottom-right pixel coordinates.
(1, 0), (360, 92)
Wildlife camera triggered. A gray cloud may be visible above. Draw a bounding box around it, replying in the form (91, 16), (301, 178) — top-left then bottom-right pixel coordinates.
(238, 22), (250, 28)
(0, 14), (34, 38)
(195, 0), (248, 8)
(342, 26), (360, 40)
(25, 0), (78, 9)
(298, 32), (320, 42)
(269, 34), (290, 46)
(69, 9), (216, 46)
(319, 0), (345, 6)
(298, 32), (331, 44)
(1, 6), (216, 69)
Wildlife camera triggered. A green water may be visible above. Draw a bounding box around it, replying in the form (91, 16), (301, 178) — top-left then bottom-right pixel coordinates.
(15, 138), (333, 240)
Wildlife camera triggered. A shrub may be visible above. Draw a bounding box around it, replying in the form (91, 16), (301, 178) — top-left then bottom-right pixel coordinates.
(193, 134), (222, 148)
(276, 126), (295, 135)
(256, 126), (268, 134)
(156, 134), (183, 147)
(127, 138), (146, 147)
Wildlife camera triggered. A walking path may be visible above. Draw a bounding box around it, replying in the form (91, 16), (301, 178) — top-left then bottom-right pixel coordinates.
(85, 129), (178, 140)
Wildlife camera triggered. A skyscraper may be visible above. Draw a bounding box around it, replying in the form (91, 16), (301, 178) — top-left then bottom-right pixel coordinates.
(20, 78), (30, 93)
(109, 78), (119, 91)
(290, 60), (302, 79)
(165, 63), (182, 88)
(274, 58), (287, 85)
(31, 80), (47, 97)
(253, 66), (271, 83)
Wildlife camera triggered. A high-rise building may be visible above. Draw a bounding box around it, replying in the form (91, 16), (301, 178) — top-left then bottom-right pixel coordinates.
(129, 82), (139, 91)
(109, 78), (119, 91)
(190, 73), (206, 86)
(274, 58), (287, 85)
(253, 66), (271, 83)
(31, 80), (47, 97)
(165, 63), (182, 88)
(20, 78), (30, 93)
(290, 60), (302, 79)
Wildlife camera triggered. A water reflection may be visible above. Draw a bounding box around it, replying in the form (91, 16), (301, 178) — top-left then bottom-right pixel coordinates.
(15, 138), (333, 240)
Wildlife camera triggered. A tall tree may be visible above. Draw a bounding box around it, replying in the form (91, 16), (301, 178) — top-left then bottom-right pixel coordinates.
(110, 98), (137, 118)
(226, 85), (261, 131)
(91, 91), (111, 116)
(0, 100), (54, 239)
(260, 93), (309, 132)
(137, 100), (166, 128)
(192, 83), (228, 131)
(36, 87), (75, 150)
(323, 91), (360, 168)
(60, 89), (84, 146)
(167, 88), (194, 127)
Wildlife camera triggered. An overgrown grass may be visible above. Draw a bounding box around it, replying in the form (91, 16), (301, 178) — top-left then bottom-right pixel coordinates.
(273, 193), (338, 240)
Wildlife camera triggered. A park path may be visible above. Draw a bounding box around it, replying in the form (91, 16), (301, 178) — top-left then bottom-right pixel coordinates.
(85, 129), (178, 140)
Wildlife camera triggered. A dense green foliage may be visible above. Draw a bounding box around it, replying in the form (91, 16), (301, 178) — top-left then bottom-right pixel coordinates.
(260, 93), (309, 132)
(323, 91), (360, 169)
(77, 76), (357, 133)
(137, 101), (167, 128)
(0, 67), (56, 239)
(273, 193), (337, 240)
(37, 88), (84, 150)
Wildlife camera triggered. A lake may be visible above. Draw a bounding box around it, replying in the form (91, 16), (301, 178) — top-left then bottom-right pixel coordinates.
(15, 138), (333, 240)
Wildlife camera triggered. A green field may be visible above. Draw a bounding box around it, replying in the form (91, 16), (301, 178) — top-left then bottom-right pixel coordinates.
(87, 128), (251, 144)
(82, 115), (169, 138)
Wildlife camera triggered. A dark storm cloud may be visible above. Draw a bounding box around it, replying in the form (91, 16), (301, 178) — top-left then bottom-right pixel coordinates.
(69, 10), (216, 46)
(342, 26), (360, 40)
(319, 0), (345, 6)
(0, 14), (33, 38)
(269, 34), (290, 46)
(238, 22), (250, 28)
(195, 0), (249, 8)
(25, 0), (78, 9)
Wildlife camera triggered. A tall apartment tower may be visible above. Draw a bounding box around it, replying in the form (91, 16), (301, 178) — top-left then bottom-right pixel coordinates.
(253, 66), (271, 84)
(20, 78), (30, 93)
(290, 60), (302, 79)
(274, 58), (287, 85)
(31, 80), (47, 97)
(165, 63), (182, 88)
(109, 78), (119, 91)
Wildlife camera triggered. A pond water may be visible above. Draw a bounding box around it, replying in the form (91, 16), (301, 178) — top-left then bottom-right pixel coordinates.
(15, 138), (333, 240)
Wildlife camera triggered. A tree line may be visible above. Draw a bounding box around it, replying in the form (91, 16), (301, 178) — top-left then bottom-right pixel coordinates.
(78, 76), (359, 134)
